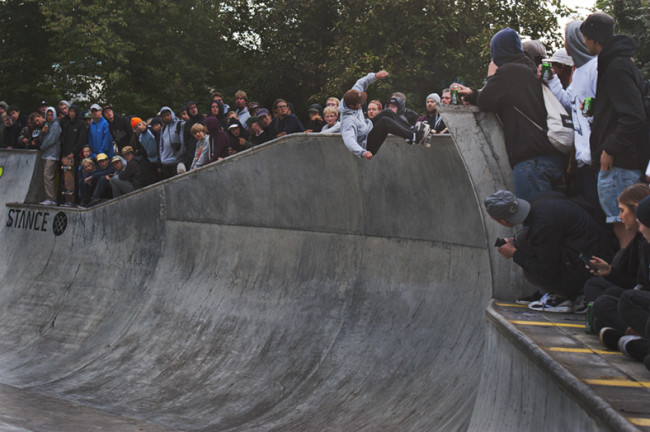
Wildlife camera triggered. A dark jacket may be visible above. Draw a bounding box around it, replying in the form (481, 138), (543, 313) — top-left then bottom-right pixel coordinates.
(60, 106), (84, 158)
(514, 192), (617, 298)
(417, 112), (446, 133)
(183, 110), (205, 167)
(606, 232), (644, 289)
(476, 53), (562, 168)
(118, 155), (148, 189)
(108, 115), (134, 153)
(270, 114), (304, 138)
(305, 104), (325, 132)
(590, 35), (649, 170)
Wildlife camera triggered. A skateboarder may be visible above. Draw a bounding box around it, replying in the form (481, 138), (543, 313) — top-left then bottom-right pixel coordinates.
(339, 70), (429, 160)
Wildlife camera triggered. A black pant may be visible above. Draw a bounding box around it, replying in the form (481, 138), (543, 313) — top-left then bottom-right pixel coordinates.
(366, 110), (413, 155)
(619, 290), (650, 338)
(161, 163), (177, 180)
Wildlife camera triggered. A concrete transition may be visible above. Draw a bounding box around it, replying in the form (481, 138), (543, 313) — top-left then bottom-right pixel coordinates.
(0, 107), (628, 431)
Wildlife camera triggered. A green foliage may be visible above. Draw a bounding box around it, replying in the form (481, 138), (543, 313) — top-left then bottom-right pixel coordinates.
(596, 0), (650, 78)
(0, 0), (567, 118)
(0, 0), (59, 110)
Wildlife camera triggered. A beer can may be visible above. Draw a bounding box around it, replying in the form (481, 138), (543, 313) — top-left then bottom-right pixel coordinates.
(583, 97), (594, 117)
(451, 88), (459, 105)
(585, 302), (596, 334)
(541, 62), (552, 81)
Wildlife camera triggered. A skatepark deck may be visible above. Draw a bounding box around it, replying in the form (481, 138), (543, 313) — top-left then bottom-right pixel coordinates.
(0, 106), (647, 431)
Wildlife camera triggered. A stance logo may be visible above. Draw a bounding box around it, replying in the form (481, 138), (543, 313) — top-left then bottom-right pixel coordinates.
(52, 212), (67, 236)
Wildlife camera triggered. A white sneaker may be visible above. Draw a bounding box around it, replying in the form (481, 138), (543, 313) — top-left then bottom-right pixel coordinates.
(39, 200), (57, 206)
(528, 292), (573, 313)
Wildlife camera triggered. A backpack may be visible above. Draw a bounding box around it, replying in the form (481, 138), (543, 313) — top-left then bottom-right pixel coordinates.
(514, 84), (575, 154)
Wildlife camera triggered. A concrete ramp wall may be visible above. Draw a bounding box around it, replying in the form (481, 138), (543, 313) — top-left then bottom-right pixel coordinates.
(0, 136), (494, 431)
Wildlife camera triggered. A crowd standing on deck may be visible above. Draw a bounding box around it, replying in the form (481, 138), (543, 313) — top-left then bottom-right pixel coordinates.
(2, 11), (650, 371)
(468, 13), (650, 374)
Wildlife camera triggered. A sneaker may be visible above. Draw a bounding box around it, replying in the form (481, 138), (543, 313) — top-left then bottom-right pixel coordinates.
(573, 295), (588, 314)
(39, 200), (57, 206)
(415, 122), (431, 145)
(516, 291), (542, 305)
(618, 335), (649, 362)
(528, 292), (573, 313)
(599, 327), (624, 351)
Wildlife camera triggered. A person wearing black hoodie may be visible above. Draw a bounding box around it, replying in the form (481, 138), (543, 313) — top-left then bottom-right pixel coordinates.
(182, 101), (205, 168)
(581, 12), (650, 249)
(457, 27), (565, 202)
(59, 105), (84, 203)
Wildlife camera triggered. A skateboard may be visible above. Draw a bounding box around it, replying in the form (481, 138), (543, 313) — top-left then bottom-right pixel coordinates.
(61, 156), (75, 204)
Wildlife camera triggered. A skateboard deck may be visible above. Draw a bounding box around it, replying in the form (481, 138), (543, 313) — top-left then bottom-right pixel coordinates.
(61, 157), (75, 203)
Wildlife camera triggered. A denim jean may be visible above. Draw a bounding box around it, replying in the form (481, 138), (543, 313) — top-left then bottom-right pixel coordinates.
(512, 157), (565, 202)
(598, 167), (642, 223)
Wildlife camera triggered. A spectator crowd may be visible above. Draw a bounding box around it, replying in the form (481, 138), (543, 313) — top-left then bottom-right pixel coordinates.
(2, 11), (650, 373)
(0, 83), (449, 207)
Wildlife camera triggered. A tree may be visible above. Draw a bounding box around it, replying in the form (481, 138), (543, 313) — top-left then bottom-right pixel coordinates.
(0, 0), (59, 111)
(1, 0), (568, 118)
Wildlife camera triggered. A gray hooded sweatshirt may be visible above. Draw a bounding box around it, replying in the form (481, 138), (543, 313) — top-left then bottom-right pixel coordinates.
(339, 72), (378, 157)
(39, 107), (62, 161)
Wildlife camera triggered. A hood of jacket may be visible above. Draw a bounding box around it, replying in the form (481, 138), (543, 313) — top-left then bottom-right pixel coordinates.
(599, 35), (636, 72)
(503, 52), (538, 74)
(387, 97), (406, 116)
(45, 107), (57, 125)
(159, 106), (178, 123)
(565, 20), (595, 68)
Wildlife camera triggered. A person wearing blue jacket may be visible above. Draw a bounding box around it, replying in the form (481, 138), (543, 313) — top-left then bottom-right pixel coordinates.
(39, 107), (62, 205)
(339, 70), (428, 160)
(88, 103), (113, 158)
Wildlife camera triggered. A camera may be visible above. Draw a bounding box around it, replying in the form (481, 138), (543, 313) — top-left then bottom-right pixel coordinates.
(494, 238), (506, 247)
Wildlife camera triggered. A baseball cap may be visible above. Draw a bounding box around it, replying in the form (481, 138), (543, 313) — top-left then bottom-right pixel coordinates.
(484, 190), (531, 224)
(543, 48), (574, 66)
(90, 103), (101, 111)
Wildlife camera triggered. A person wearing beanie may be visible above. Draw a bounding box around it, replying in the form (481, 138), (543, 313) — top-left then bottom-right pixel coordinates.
(417, 93), (445, 133)
(305, 103), (325, 133)
(581, 12), (650, 250)
(544, 20), (603, 226)
(522, 40), (547, 66)
(456, 27), (566, 201)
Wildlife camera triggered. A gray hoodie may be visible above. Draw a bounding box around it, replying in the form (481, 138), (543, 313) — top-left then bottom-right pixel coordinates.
(339, 72), (378, 157)
(565, 20), (594, 68)
(39, 107), (62, 160)
(159, 106), (184, 165)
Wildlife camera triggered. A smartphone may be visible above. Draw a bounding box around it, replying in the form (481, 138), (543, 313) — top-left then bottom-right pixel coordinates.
(578, 253), (598, 272)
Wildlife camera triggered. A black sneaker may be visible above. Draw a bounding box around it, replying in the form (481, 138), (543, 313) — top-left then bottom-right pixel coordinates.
(619, 335), (649, 362)
(516, 291), (542, 305)
(599, 327), (624, 351)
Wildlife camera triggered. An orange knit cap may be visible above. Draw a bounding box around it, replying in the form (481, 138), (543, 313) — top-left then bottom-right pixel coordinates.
(131, 117), (143, 128)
